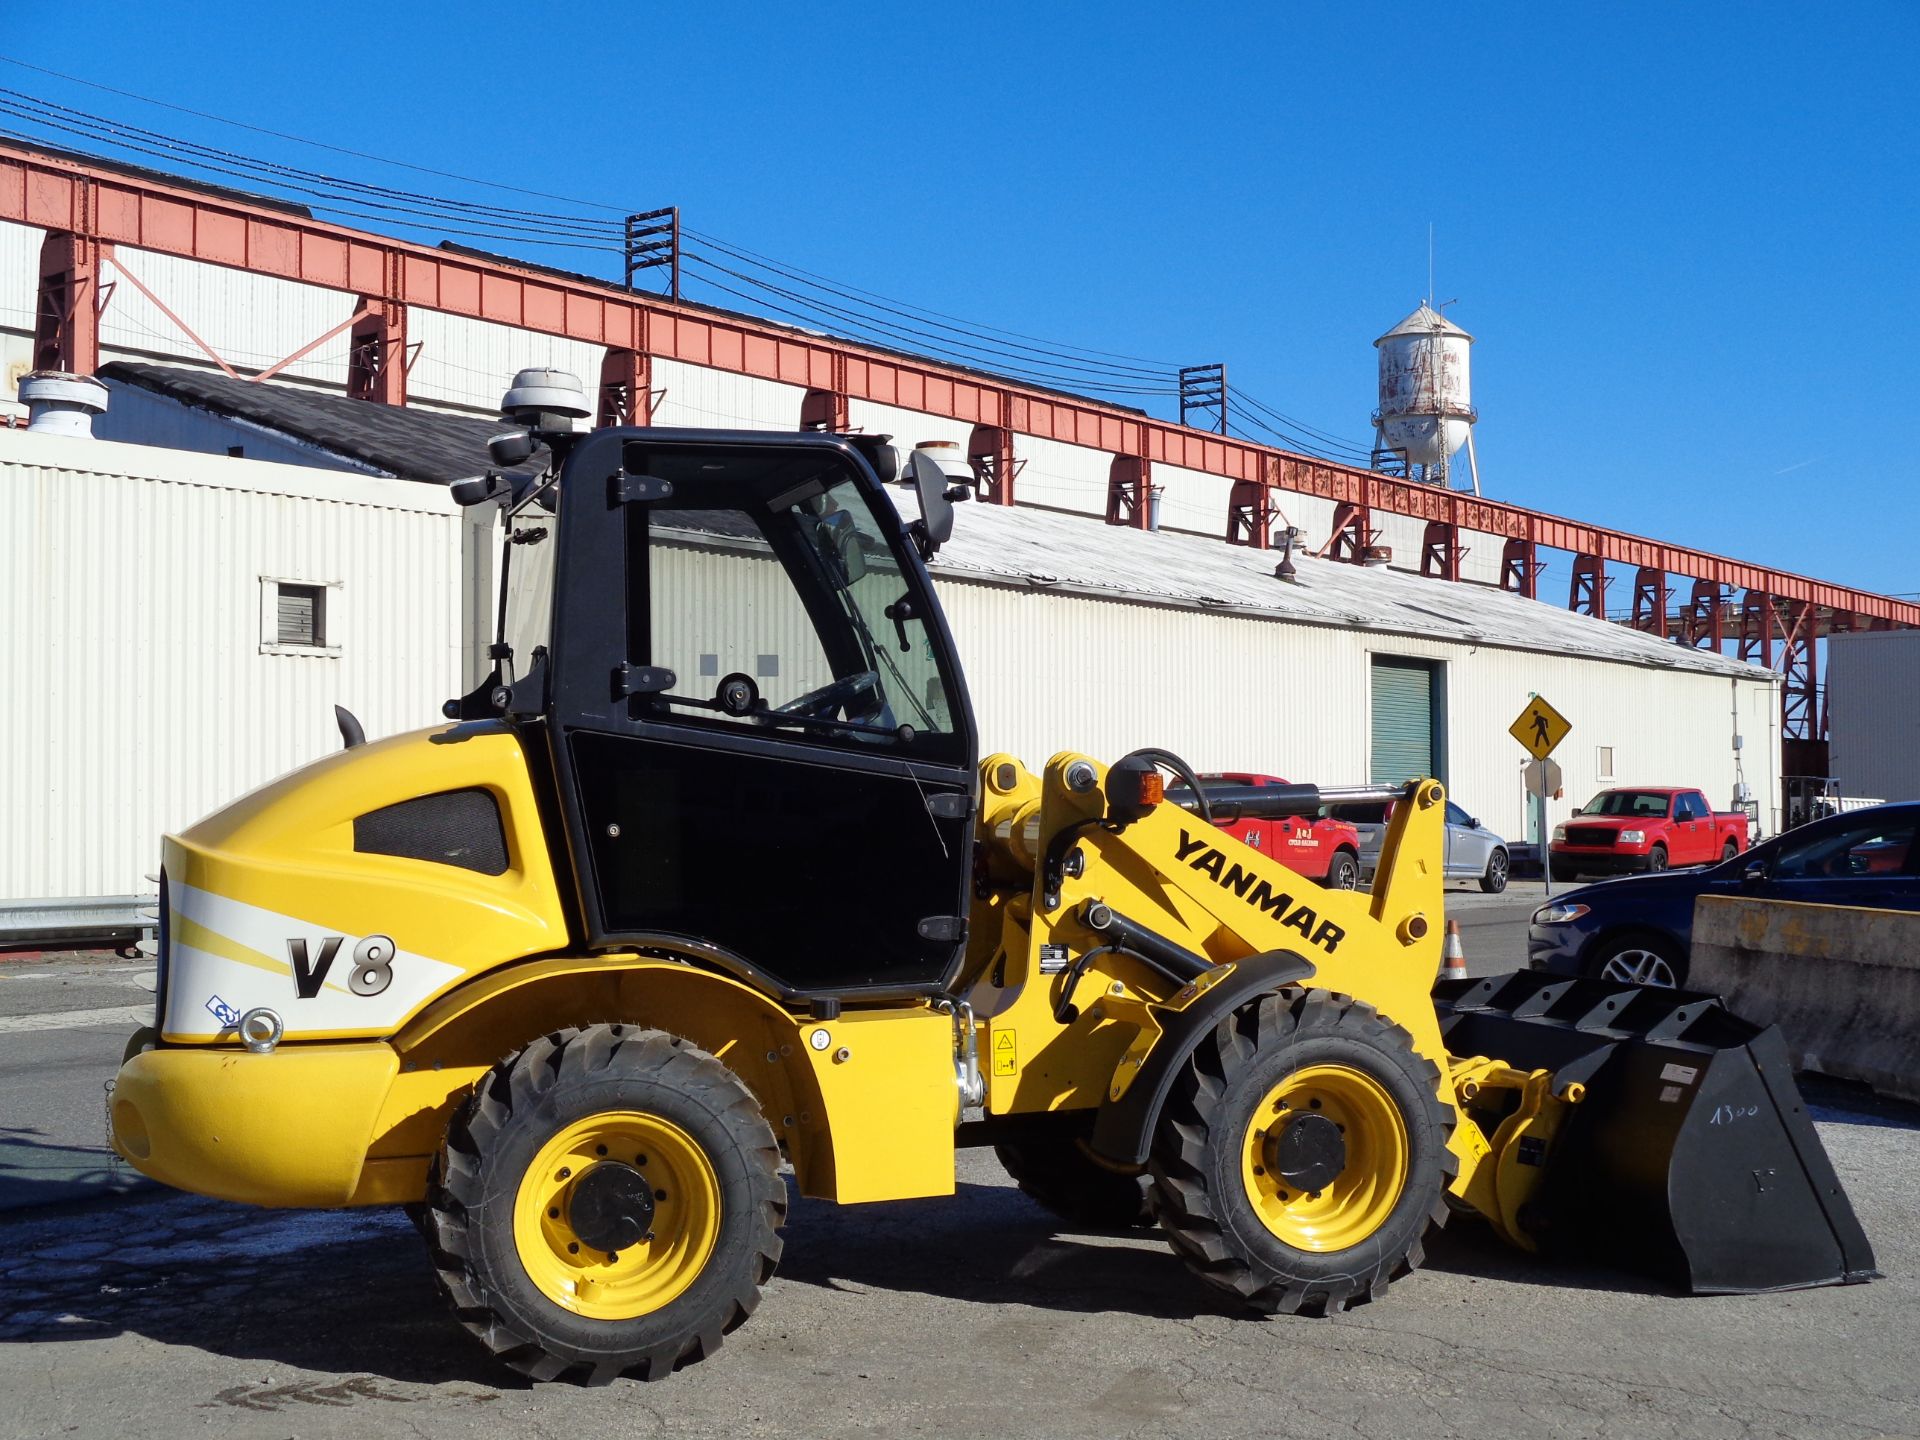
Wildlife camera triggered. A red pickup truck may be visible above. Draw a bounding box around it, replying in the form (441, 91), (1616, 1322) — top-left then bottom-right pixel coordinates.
(1550, 787), (1750, 881)
(1197, 772), (1365, 890)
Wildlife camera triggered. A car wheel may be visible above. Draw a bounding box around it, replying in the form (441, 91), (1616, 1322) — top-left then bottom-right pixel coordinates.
(1587, 932), (1686, 988)
(1327, 851), (1360, 891)
(1478, 849), (1509, 894)
(1646, 844), (1669, 873)
(1721, 839), (1739, 862)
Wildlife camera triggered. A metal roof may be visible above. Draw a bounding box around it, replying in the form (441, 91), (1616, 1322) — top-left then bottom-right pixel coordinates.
(914, 495), (1768, 681)
(97, 362), (545, 485)
(1376, 303), (1473, 344)
(90, 364), (1766, 680)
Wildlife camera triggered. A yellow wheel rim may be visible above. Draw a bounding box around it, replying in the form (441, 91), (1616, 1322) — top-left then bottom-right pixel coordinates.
(1239, 1064), (1409, 1253)
(512, 1111), (722, 1320)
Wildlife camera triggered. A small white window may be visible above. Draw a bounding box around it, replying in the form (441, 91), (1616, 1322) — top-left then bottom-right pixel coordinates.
(1597, 745), (1615, 780)
(260, 576), (342, 656)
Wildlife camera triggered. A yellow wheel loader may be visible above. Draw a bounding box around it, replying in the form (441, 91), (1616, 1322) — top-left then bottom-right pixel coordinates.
(110, 377), (1875, 1383)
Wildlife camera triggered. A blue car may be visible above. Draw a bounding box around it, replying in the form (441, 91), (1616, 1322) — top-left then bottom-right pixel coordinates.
(1528, 802), (1920, 987)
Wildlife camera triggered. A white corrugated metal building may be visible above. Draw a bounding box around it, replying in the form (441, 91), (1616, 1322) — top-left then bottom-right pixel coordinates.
(1, 361), (1782, 942)
(0, 427), (466, 938)
(1825, 631), (1920, 802)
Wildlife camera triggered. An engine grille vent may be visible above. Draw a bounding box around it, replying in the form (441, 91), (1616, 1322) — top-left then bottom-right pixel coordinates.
(354, 789), (509, 875)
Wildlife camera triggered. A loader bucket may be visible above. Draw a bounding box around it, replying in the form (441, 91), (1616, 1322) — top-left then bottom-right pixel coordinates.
(1436, 971), (1878, 1294)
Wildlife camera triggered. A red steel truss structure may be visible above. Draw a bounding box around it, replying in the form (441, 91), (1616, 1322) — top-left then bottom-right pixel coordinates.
(6, 140), (1908, 744)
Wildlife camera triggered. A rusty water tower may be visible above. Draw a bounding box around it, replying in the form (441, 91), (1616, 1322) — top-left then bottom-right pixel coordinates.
(1372, 303), (1480, 494)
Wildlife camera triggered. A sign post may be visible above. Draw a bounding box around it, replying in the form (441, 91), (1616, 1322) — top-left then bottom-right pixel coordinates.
(1510, 696), (1572, 896)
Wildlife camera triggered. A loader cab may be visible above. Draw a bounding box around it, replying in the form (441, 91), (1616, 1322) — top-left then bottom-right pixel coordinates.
(501, 429), (978, 1003)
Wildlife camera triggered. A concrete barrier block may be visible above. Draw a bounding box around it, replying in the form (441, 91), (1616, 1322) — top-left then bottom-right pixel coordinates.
(1691, 894), (1920, 1106)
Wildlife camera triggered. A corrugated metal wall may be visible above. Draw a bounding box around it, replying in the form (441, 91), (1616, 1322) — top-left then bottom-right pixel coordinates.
(935, 576), (1781, 841)
(1826, 631), (1920, 801)
(653, 358), (805, 430)
(101, 247), (357, 390)
(0, 432), (464, 906)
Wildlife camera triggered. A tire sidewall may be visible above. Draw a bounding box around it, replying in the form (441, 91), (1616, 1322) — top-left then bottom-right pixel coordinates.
(1329, 852), (1359, 891)
(467, 1059), (771, 1366)
(1647, 844), (1669, 872)
(1482, 849), (1509, 892)
(1587, 930), (1685, 987)
(1204, 1028), (1447, 1283)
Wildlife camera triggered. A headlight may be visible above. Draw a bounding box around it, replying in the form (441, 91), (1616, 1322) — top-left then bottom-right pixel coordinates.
(1551, 824), (1567, 841)
(1619, 829), (1646, 844)
(1533, 902), (1590, 925)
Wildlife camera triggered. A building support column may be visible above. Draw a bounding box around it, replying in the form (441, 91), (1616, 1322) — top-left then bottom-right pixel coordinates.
(1322, 501), (1371, 562)
(1106, 454), (1153, 530)
(347, 296), (408, 405)
(1632, 566), (1669, 637)
(1420, 521), (1464, 582)
(970, 424), (1017, 506)
(598, 348), (653, 427)
(1499, 537), (1539, 598)
(1684, 579), (1724, 649)
(1569, 553), (1608, 618)
(34, 231), (106, 375)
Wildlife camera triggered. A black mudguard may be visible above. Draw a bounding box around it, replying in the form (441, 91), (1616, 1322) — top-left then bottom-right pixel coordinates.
(1089, 950), (1315, 1167)
(1438, 971), (1877, 1293)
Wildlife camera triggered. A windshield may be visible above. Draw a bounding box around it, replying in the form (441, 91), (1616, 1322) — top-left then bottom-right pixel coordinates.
(1580, 790), (1671, 817)
(499, 501), (556, 683)
(638, 445), (961, 760)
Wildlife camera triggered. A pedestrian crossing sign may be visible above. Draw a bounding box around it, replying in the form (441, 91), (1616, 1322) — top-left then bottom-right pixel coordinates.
(1509, 695), (1571, 761)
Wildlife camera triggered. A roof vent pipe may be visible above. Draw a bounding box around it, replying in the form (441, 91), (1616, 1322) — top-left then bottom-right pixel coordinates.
(20, 371), (108, 438)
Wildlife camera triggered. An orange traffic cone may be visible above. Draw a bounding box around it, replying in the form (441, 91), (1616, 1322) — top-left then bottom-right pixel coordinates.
(1439, 919), (1468, 981)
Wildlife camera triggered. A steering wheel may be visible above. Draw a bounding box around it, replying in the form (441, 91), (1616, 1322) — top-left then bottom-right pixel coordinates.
(773, 670), (882, 720)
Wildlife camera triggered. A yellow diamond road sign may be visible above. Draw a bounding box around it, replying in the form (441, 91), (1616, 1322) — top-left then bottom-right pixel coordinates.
(1510, 695), (1571, 761)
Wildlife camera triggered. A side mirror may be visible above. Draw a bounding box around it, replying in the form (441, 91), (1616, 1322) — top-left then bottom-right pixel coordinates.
(1741, 859), (1767, 886)
(909, 449), (960, 553)
(450, 471), (513, 508)
(1467, 817), (1481, 829)
(815, 510), (867, 588)
(488, 428), (537, 467)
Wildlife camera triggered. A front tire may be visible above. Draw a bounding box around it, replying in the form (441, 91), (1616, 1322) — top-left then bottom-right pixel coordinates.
(1326, 850), (1361, 891)
(1148, 989), (1454, 1316)
(1646, 843), (1670, 873)
(1479, 848), (1510, 894)
(424, 1025), (785, 1384)
(1586, 931), (1686, 988)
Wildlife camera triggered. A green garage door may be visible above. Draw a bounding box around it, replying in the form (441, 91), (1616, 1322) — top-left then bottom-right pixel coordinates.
(1371, 657), (1440, 786)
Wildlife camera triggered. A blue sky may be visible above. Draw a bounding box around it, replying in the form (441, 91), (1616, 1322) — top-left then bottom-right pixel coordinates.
(15, 2), (1918, 593)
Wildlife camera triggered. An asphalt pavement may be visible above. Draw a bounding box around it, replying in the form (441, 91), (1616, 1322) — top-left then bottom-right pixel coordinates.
(7, 901), (1917, 1439)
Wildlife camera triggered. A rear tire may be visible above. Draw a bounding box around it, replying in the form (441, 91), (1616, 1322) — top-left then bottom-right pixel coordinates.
(1722, 839), (1740, 862)
(1326, 850), (1361, 892)
(1148, 989), (1454, 1316)
(424, 1025), (785, 1384)
(995, 1136), (1152, 1230)
(1479, 848), (1510, 894)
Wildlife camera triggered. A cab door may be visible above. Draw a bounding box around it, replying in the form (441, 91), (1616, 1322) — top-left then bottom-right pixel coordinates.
(541, 431), (978, 1002)
(1672, 792), (1711, 865)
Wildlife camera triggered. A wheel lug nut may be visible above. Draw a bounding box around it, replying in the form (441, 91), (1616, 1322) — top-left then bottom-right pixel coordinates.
(567, 1242), (579, 1254)
(557, 1166), (571, 1179)
(595, 1144), (608, 1157)
(548, 1206), (559, 1219)
(655, 1189), (668, 1202)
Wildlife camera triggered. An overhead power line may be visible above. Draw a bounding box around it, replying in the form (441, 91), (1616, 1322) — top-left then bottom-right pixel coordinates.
(0, 64), (1373, 461)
